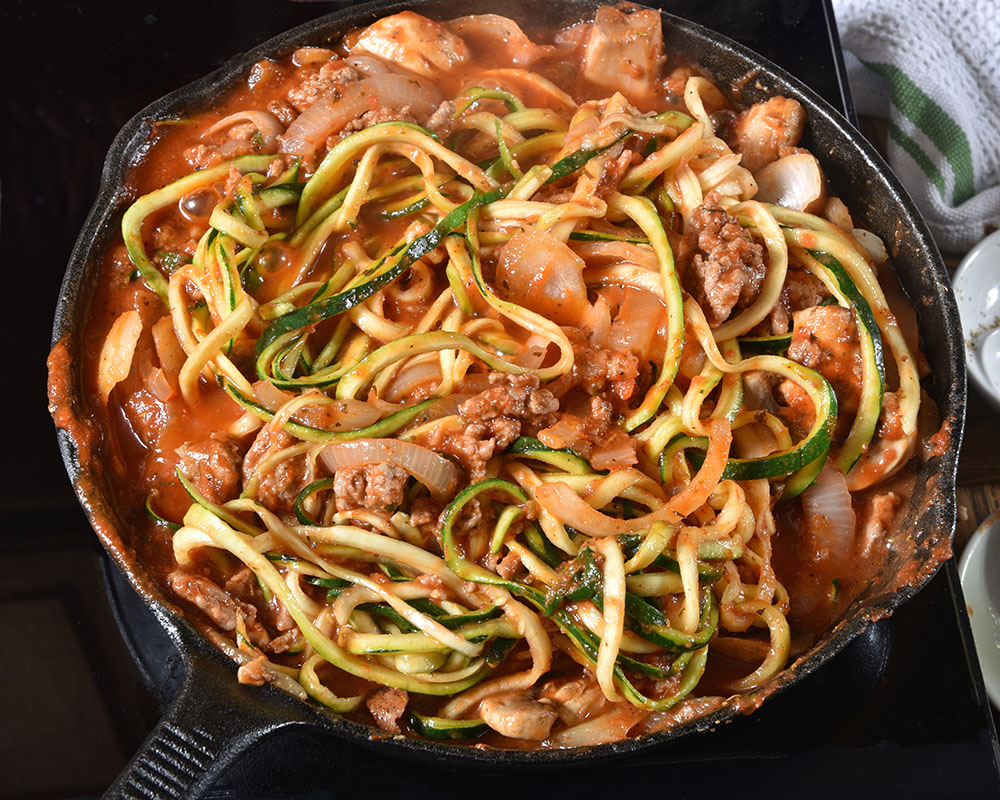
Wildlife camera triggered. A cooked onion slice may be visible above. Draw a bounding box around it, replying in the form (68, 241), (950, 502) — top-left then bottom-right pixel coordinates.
(534, 481), (676, 536)
(801, 463), (856, 565)
(319, 438), (459, 497)
(589, 434), (638, 472)
(605, 287), (665, 357)
(202, 110), (285, 152)
(549, 705), (646, 748)
(97, 310), (142, 402)
(448, 15), (555, 66)
(254, 381), (382, 431)
(383, 361), (443, 403)
(279, 74), (443, 157)
(141, 355), (174, 402)
(495, 227), (591, 327)
(852, 228), (888, 263)
(754, 152), (826, 213)
(151, 316), (185, 387)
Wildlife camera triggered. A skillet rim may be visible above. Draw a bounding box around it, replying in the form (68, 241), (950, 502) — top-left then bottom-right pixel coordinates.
(49, 0), (966, 766)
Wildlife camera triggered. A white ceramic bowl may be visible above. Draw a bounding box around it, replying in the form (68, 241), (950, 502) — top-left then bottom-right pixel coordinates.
(958, 508), (1000, 711)
(952, 229), (1000, 413)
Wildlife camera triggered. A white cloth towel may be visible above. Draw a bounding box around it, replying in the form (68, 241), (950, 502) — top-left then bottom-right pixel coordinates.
(833, 0), (1000, 252)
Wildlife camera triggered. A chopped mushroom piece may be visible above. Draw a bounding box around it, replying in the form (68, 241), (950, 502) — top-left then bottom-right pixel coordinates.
(352, 11), (469, 77)
(786, 305), (864, 415)
(479, 693), (559, 741)
(581, 6), (664, 105)
(541, 676), (607, 725)
(724, 96), (806, 172)
(448, 15), (555, 65)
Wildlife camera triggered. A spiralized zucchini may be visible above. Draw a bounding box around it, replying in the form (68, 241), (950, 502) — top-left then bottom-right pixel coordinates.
(108, 11), (921, 748)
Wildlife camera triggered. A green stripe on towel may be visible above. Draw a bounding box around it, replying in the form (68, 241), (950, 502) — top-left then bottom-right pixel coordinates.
(887, 121), (947, 199)
(865, 61), (975, 205)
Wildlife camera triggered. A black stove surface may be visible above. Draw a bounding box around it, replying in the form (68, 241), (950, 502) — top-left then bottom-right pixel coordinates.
(3, 1), (998, 798)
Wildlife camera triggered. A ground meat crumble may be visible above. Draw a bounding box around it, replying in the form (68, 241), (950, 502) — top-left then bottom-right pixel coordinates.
(175, 433), (245, 505)
(333, 462), (409, 512)
(421, 373), (559, 481)
(680, 201), (766, 326)
(366, 686), (409, 732)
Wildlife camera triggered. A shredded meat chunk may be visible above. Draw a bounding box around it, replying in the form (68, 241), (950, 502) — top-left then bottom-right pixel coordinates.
(537, 395), (636, 469)
(415, 573), (449, 603)
(366, 687), (409, 732)
(267, 99), (297, 126)
(723, 96), (806, 173)
(266, 596), (297, 633)
(167, 571), (269, 647)
(424, 100), (456, 138)
(287, 58), (362, 111)
(423, 426), (494, 484)
(483, 548), (524, 580)
(767, 268), (831, 334)
(857, 491), (902, 560)
(333, 462), (409, 511)
(786, 305), (863, 415)
(338, 105), (415, 138)
(268, 629), (302, 654)
(224, 567), (259, 604)
(574, 344), (640, 402)
(242, 426), (308, 515)
(408, 496), (443, 540)
(496, 549), (524, 579)
(681, 202), (766, 326)
(544, 329), (643, 411)
(587, 148), (640, 199)
(175, 433), (244, 505)
(152, 218), (201, 260)
(122, 389), (167, 447)
(423, 373), (559, 481)
(459, 373), (560, 431)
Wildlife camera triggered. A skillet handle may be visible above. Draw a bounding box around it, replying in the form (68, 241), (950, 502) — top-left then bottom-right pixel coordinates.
(103, 653), (308, 800)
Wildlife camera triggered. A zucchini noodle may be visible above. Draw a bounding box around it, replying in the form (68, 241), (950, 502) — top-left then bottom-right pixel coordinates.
(96, 5), (923, 749)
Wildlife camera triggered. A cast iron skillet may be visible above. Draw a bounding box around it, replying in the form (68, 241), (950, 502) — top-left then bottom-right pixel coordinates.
(49, 0), (966, 796)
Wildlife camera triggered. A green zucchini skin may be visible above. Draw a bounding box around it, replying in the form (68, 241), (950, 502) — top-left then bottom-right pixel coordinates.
(219, 378), (435, 442)
(737, 334), (792, 355)
(410, 713), (489, 741)
(804, 251), (885, 475)
(101, 48), (923, 735)
(256, 187), (506, 360)
(506, 437), (593, 474)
